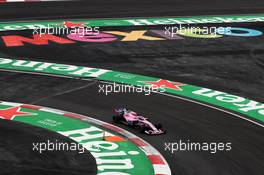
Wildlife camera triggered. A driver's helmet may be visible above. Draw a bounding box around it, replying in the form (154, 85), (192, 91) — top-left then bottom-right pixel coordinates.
(116, 108), (127, 114)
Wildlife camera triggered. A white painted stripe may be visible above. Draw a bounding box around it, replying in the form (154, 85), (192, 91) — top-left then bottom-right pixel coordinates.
(155, 91), (264, 128)
(0, 13), (261, 25)
(141, 146), (160, 156)
(5, 0), (69, 2)
(81, 115), (170, 174)
(0, 100), (172, 175)
(0, 101), (22, 107)
(0, 69), (85, 80)
(153, 164), (171, 175)
(6, 0), (26, 2)
(100, 81), (264, 128)
(0, 68), (263, 128)
(82, 117), (105, 125)
(120, 130), (137, 138)
(39, 107), (65, 115)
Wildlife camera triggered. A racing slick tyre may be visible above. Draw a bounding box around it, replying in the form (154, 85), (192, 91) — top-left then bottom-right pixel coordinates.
(140, 126), (148, 133)
(155, 124), (162, 129)
(113, 115), (123, 123)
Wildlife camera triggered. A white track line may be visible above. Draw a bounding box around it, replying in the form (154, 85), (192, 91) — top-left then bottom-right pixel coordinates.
(98, 80), (264, 128)
(0, 13), (261, 24)
(1, 68), (263, 128)
(0, 101), (172, 175)
(155, 91), (264, 128)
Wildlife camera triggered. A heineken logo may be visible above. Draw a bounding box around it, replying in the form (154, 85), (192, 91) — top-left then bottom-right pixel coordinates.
(192, 88), (264, 116)
(0, 57), (263, 123)
(0, 102), (157, 175)
(0, 15), (264, 32)
(0, 58), (110, 78)
(125, 16), (264, 26)
(60, 127), (140, 173)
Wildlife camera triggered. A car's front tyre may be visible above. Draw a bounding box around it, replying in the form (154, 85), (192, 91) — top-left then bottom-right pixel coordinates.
(113, 115), (122, 123)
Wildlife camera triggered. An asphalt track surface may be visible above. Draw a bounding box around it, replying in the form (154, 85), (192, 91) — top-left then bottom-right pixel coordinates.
(1, 0), (264, 21)
(0, 118), (97, 175)
(0, 73), (263, 175)
(0, 1), (264, 175)
(37, 80), (264, 175)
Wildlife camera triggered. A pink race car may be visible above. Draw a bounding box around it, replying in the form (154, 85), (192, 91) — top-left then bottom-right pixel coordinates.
(112, 108), (166, 135)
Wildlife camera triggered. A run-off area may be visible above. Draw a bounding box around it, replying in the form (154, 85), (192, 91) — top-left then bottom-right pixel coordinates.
(0, 21), (264, 175)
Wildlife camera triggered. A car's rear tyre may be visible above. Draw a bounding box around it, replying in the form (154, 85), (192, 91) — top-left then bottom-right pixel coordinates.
(140, 126), (148, 133)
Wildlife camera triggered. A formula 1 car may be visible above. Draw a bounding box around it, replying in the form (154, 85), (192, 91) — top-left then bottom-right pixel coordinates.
(112, 108), (166, 135)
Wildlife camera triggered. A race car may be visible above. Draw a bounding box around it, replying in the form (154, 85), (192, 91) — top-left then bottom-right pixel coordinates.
(112, 108), (166, 135)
